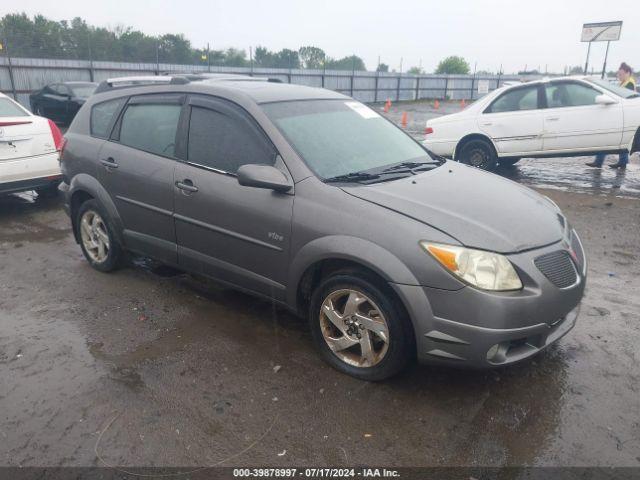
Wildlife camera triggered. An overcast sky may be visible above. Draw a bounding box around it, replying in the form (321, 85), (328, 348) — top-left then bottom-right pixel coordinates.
(11, 0), (639, 73)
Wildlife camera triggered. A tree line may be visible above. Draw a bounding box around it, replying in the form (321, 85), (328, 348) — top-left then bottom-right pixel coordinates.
(0, 13), (472, 74)
(0, 13), (369, 69)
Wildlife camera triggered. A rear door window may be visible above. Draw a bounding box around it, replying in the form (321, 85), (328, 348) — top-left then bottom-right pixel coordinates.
(118, 102), (182, 157)
(50, 84), (68, 96)
(90, 98), (125, 138)
(187, 104), (275, 173)
(486, 86), (540, 113)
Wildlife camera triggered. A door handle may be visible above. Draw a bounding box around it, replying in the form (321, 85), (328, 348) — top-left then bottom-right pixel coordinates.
(175, 180), (198, 193)
(481, 122), (493, 126)
(100, 157), (119, 169)
(546, 117), (560, 122)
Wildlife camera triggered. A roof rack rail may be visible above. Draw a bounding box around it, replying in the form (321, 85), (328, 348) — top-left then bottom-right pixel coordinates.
(94, 75), (190, 94)
(94, 73), (284, 94)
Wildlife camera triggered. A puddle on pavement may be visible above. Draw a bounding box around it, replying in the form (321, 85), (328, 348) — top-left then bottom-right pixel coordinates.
(498, 159), (640, 199)
(0, 192), (70, 244)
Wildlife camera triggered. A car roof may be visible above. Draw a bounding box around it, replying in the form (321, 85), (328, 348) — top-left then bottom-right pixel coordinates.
(198, 79), (348, 103)
(506, 75), (593, 88)
(93, 76), (348, 104)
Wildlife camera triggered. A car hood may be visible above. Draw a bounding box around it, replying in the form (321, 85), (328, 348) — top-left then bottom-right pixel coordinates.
(341, 161), (565, 253)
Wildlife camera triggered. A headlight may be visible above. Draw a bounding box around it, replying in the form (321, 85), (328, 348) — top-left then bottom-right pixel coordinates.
(419, 242), (523, 291)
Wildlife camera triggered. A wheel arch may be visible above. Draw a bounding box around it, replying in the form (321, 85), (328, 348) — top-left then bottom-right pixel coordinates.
(630, 127), (640, 154)
(454, 133), (498, 161)
(68, 173), (124, 245)
(288, 236), (420, 316)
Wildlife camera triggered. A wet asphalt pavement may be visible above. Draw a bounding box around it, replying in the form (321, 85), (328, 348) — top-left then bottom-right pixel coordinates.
(1, 108), (640, 469)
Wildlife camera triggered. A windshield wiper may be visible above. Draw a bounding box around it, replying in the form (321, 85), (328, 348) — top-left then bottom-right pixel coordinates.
(382, 160), (441, 172)
(324, 171), (381, 183)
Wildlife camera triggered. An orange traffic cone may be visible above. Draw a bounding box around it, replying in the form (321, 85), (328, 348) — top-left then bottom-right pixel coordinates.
(401, 112), (408, 128)
(434, 99), (440, 110)
(460, 99), (466, 109)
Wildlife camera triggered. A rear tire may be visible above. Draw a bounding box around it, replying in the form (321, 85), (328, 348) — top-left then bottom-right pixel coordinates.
(458, 139), (498, 171)
(309, 270), (413, 381)
(35, 183), (60, 198)
(75, 199), (122, 272)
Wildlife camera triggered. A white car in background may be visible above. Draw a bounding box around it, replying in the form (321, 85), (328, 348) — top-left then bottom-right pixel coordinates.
(0, 92), (64, 196)
(424, 76), (640, 170)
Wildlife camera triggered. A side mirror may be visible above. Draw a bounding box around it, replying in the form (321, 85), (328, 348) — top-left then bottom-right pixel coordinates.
(237, 164), (292, 192)
(595, 94), (616, 106)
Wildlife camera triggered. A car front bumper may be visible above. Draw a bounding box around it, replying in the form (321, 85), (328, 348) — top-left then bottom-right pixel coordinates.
(422, 138), (457, 158)
(391, 234), (586, 368)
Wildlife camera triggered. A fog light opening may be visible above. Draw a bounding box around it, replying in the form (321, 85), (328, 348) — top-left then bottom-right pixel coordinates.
(486, 344), (500, 361)
(486, 342), (508, 363)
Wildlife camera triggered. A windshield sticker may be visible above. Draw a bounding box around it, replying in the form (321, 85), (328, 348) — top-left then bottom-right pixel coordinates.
(345, 101), (380, 119)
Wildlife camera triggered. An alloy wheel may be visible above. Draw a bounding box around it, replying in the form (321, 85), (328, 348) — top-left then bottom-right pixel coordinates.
(79, 210), (110, 263)
(319, 289), (390, 367)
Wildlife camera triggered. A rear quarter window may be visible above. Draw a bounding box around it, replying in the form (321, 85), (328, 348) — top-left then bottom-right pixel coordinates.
(0, 98), (29, 117)
(90, 98), (125, 138)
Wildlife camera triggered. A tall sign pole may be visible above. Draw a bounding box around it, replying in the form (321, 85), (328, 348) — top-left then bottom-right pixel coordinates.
(581, 21), (622, 76)
(601, 41), (611, 79)
(583, 41), (591, 75)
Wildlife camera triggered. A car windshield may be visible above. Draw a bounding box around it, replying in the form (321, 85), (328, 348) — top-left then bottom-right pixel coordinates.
(263, 99), (439, 181)
(588, 78), (639, 99)
(0, 98), (28, 117)
(70, 84), (97, 99)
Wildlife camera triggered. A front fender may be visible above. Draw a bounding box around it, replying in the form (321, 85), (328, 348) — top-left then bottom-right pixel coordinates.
(286, 235), (421, 308)
(68, 173), (124, 244)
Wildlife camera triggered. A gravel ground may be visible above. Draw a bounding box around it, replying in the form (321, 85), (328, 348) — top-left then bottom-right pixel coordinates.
(1, 106), (639, 469)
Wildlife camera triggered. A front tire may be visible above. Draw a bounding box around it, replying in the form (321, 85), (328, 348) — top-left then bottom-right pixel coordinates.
(309, 271), (413, 381)
(458, 139), (498, 171)
(75, 199), (122, 272)
(498, 158), (520, 167)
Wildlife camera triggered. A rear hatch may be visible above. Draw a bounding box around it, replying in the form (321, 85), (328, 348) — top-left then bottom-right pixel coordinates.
(0, 116), (56, 161)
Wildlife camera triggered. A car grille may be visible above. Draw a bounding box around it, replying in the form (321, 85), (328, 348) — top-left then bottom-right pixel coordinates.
(534, 250), (578, 288)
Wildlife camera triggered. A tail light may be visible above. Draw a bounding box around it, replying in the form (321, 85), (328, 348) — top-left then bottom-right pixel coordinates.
(47, 119), (64, 151)
(425, 127), (434, 135)
(59, 137), (68, 162)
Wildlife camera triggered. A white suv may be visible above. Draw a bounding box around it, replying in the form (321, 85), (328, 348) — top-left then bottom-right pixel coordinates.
(424, 76), (640, 170)
(0, 92), (64, 196)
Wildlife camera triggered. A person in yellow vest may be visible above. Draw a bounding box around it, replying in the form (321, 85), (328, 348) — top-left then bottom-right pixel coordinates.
(586, 62), (636, 169)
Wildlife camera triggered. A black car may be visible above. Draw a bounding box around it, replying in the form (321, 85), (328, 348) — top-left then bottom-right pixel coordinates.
(29, 81), (97, 125)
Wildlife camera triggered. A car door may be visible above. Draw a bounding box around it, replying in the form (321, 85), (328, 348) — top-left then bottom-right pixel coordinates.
(541, 80), (623, 152)
(478, 84), (544, 155)
(173, 95), (294, 300)
(56, 84), (73, 121)
(97, 93), (183, 264)
(38, 85), (64, 119)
